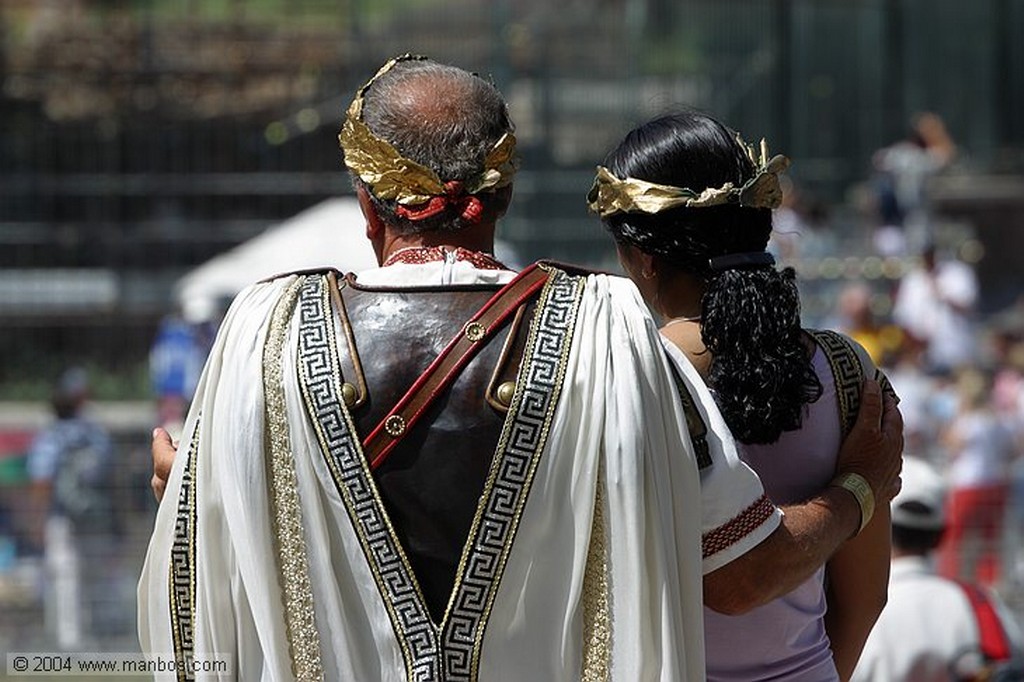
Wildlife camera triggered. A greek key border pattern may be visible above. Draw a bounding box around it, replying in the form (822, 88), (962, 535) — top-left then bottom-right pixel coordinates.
(296, 275), (440, 681)
(809, 329), (864, 438)
(168, 420), (200, 682)
(442, 268), (585, 680)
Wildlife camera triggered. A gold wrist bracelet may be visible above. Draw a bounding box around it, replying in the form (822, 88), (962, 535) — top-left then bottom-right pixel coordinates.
(830, 472), (875, 536)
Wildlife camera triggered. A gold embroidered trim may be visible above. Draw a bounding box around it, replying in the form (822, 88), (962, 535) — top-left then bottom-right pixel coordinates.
(263, 276), (324, 682)
(168, 419), (200, 682)
(455, 267), (587, 678)
(581, 458), (611, 682)
(297, 276), (438, 678)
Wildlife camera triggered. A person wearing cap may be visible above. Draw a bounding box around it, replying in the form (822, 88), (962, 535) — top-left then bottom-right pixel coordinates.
(852, 456), (1023, 681)
(139, 56), (903, 680)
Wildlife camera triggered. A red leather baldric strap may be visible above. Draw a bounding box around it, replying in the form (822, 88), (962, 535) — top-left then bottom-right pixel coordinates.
(363, 263), (552, 470)
(957, 580), (1013, 662)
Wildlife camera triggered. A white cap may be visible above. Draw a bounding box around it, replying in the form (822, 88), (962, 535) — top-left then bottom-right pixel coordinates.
(891, 456), (947, 530)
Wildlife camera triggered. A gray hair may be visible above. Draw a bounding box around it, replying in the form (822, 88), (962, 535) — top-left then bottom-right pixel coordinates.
(353, 59), (514, 234)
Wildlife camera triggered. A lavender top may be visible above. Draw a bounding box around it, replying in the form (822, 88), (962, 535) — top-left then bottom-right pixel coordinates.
(704, 346), (842, 682)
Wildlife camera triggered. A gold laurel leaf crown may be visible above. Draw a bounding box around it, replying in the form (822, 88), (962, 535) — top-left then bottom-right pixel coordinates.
(587, 134), (791, 219)
(337, 54), (518, 207)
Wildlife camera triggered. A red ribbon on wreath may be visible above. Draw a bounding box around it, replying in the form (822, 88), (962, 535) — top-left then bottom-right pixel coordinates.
(395, 180), (484, 224)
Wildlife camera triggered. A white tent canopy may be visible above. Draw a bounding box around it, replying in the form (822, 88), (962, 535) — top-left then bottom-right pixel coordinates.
(175, 198), (377, 321)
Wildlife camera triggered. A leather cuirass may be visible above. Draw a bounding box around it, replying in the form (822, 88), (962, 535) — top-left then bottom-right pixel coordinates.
(331, 274), (535, 623)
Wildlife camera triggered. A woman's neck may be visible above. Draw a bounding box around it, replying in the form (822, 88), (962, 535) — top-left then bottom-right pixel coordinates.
(653, 270), (712, 380)
(652, 270), (705, 323)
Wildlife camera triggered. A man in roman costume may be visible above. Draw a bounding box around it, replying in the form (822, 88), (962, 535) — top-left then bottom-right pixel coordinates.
(139, 55), (902, 681)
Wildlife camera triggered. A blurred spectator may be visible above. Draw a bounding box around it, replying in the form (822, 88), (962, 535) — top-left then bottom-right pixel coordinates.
(885, 338), (944, 462)
(149, 300), (218, 439)
(939, 369), (1017, 588)
(768, 177), (835, 263)
(892, 243), (980, 374)
(871, 112), (957, 256)
(26, 368), (117, 649)
(990, 326), (1024, 590)
(852, 456), (1023, 682)
(823, 282), (902, 366)
(991, 303), (1024, 440)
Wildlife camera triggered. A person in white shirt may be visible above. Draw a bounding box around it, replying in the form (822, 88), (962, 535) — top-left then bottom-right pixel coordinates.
(853, 456), (1023, 682)
(892, 243), (979, 373)
(139, 55), (903, 680)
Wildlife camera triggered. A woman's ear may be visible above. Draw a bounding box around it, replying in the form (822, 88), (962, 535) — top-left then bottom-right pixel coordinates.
(617, 242), (661, 311)
(616, 242), (655, 281)
(638, 251), (656, 280)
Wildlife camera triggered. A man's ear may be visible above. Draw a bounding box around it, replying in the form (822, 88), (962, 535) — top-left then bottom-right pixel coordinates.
(356, 185), (384, 242)
(355, 185), (386, 265)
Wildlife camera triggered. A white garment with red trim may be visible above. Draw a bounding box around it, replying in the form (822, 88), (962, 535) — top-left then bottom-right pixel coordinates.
(357, 246), (516, 287)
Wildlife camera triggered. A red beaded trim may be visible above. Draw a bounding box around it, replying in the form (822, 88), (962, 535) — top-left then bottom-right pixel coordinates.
(383, 246), (509, 271)
(702, 494), (776, 559)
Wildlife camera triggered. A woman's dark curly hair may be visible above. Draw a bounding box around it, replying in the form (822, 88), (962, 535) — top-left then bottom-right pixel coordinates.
(601, 110), (821, 444)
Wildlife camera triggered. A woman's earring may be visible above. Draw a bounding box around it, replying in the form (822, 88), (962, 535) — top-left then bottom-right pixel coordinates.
(641, 268), (654, 280)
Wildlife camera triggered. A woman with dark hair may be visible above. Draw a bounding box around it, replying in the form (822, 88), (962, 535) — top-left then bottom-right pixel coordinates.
(589, 110), (894, 681)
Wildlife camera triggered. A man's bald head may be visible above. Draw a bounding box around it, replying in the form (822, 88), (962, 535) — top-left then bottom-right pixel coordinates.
(356, 59), (514, 233)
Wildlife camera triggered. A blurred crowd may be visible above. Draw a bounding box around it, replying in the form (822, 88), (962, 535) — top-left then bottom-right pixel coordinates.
(782, 113), (1024, 608)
